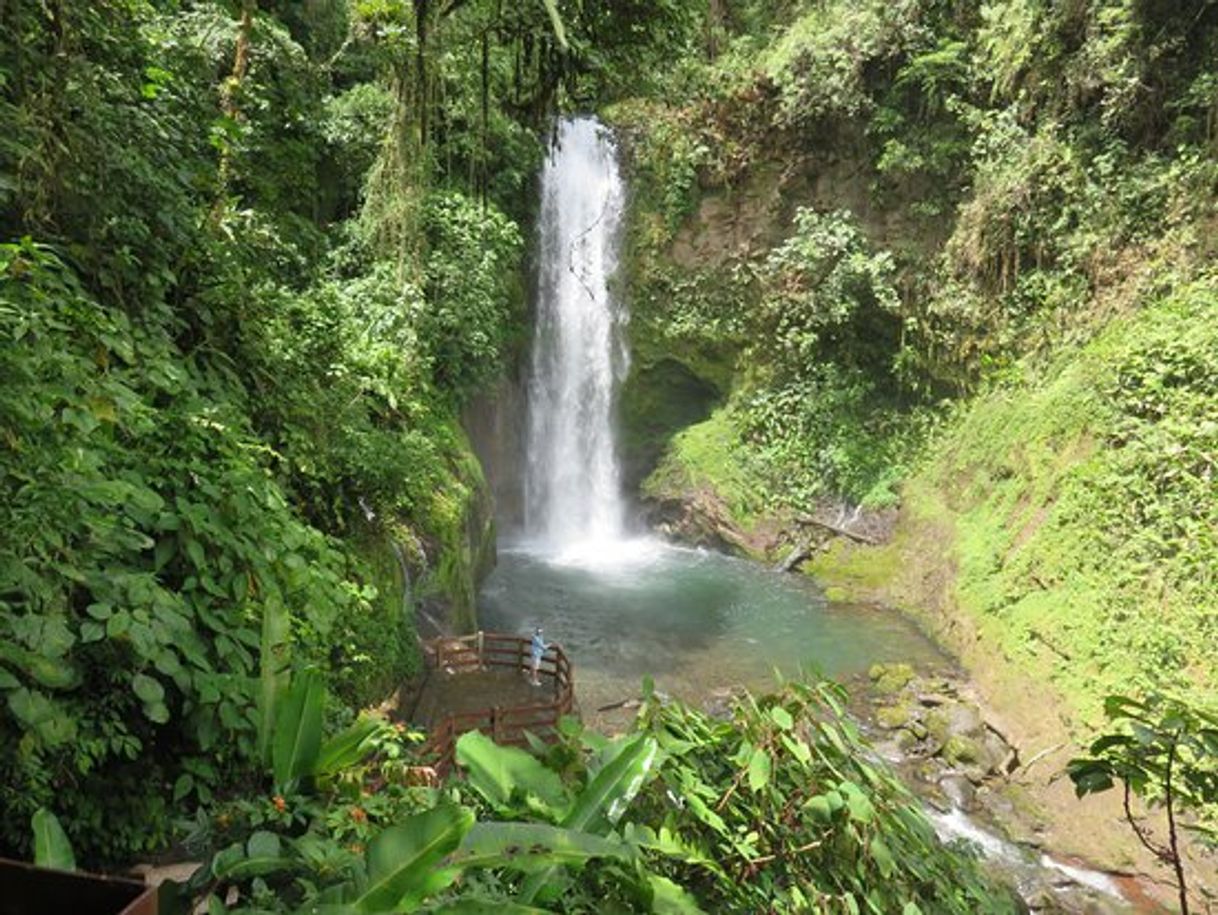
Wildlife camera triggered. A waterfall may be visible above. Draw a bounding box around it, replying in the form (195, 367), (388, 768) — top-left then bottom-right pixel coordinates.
(523, 117), (628, 549)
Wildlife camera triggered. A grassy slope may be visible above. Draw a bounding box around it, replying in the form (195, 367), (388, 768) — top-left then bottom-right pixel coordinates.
(816, 281), (1217, 730)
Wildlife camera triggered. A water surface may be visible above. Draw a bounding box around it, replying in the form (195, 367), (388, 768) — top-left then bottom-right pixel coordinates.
(479, 538), (947, 712)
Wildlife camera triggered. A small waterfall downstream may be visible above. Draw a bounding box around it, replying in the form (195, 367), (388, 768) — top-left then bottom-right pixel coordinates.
(523, 117), (629, 550)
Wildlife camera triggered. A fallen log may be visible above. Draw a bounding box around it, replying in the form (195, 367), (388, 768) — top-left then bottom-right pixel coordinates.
(596, 697), (643, 713)
(775, 539), (813, 573)
(795, 514), (880, 545)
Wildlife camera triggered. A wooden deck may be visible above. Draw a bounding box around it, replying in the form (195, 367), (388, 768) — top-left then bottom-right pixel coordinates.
(412, 632), (575, 777)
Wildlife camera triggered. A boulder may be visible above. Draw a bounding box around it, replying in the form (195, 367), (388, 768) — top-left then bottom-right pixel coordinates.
(943, 734), (983, 766)
(925, 701), (985, 751)
(870, 662), (916, 696)
(876, 702), (914, 730)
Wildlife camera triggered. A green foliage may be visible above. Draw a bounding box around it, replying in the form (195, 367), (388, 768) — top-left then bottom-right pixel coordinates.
(0, 242), (380, 860)
(176, 676), (1019, 912)
(913, 281), (1218, 724)
(630, 679), (1016, 913)
(738, 370), (938, 509)
(1069, 693), (1218, 914)
(422, 193), (524, 399)
(760, 3), (923, 128)
(272, 672), (327, 791)
(31, 809), (76, 872)
(756, 208), (901, 381)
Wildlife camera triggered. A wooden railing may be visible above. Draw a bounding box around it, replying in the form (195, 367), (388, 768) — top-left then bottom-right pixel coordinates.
(420, 632), (575, 777)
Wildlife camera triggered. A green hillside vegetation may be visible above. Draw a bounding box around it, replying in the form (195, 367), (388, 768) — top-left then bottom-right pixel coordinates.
(614, 0), (1218, 724)
(0, 0), (561, 859)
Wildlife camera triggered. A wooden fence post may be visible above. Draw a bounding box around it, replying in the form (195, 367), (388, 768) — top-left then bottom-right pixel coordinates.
(491, 706), (500, 742)
(476, 630), (485, 669)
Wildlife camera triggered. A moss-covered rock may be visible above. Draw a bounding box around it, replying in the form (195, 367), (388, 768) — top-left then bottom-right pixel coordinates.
(876, 702), (914, 730)
(942, 734), (982, 766)
(871, 662), (916, 696)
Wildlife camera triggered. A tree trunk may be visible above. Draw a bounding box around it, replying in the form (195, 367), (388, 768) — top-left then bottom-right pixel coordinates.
(414, 0), (432, 149)
(216, 0), (255, 207)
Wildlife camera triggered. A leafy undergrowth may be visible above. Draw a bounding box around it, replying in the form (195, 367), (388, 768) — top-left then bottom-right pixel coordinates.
(161, 677), (1018, 914)
(0, 243), (423, 860)
(641, 408), (767, 530)
(908, 280), (1218, 726)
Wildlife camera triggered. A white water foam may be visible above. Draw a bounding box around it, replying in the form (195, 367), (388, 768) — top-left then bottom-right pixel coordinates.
(928, 808), (1123, 900)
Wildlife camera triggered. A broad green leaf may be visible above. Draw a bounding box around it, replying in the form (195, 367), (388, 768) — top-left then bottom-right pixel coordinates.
(133, 672), (164, 703)
(455, 730), (569, 816)
(781, 733), (812, 765)
(247, 830), (281, 859)
(212, 854), (298, 881)
(449, 821), (635, 873)
(210, 835), (298, 881)
(258, 592), (291, 765)
(32, 808), (76, 871)
(840, 780), (874, 823)
(518, 735), (660, 904)
(273, 670), (324, 788)
(564, 734), (660, 832)
(747, 747), (771, 792)
(869, 836), (895, 879)
(804, 794), (834, 823)
(768, 706), (794, 730)
(353, 804), (474, 913)
(646, 871), (706, 914)
(313, 717), (382, 777)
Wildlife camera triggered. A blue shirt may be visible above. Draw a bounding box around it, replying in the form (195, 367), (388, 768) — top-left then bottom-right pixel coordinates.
(530, 633), (546, 660)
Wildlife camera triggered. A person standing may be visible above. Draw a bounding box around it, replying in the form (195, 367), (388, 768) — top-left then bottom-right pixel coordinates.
(529, 627), (549, 686)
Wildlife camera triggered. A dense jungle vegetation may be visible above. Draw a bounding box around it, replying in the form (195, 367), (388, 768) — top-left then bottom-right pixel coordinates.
(616, 0), (1218, 746)
(1, 0), (1216, 911)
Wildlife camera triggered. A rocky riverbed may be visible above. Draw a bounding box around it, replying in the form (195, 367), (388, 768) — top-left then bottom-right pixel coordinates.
(849, 663), (1160, 914)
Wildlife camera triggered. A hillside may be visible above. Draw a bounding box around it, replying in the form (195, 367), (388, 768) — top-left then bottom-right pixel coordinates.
(612, 0), (1218, 736)
(609, 0), (1218, 896)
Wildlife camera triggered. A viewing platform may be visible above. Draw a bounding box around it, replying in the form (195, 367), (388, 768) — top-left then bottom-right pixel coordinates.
(409, 632), (575, 776)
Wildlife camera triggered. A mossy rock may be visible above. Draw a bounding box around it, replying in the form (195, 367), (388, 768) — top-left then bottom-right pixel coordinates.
(924, 708), (951, 751)
(875, 702), (914, 730)
(871, 662), (916, 696)
(823, 585), (850, 602)
(942, 734), (982, 766)
(619, 357), (721, 491)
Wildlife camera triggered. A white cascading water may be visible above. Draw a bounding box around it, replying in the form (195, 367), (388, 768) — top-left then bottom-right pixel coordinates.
(523, 117), (629, 552)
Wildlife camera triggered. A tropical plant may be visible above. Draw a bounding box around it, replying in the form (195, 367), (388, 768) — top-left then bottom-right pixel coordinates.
(632, 678), (1018, 913)
(1068, 694), (1218, 915)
